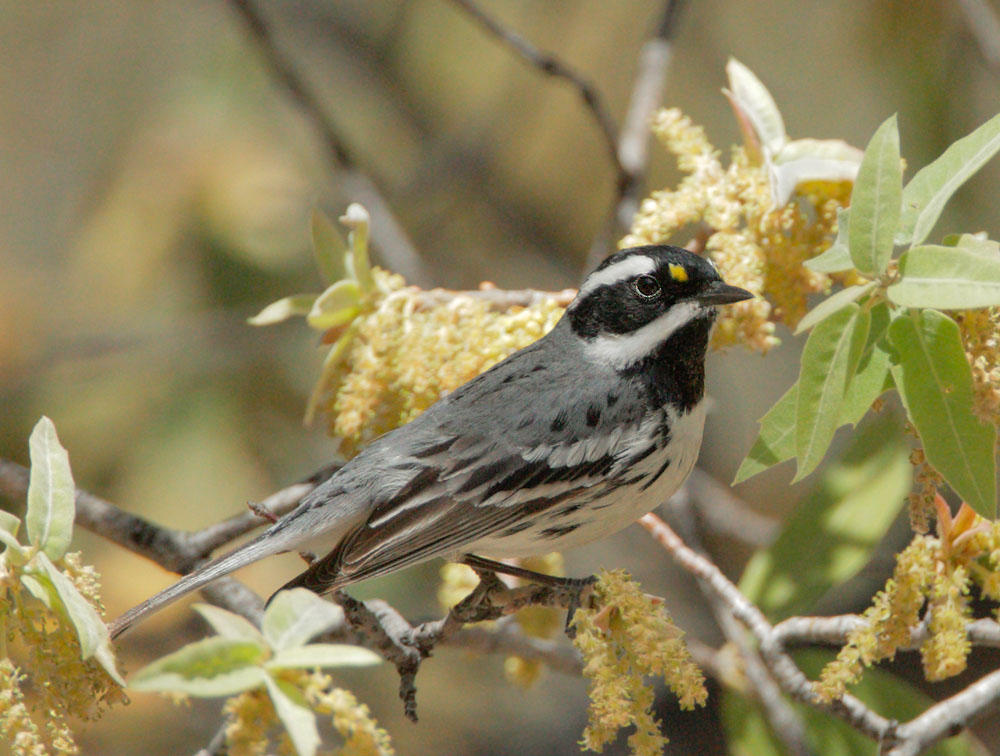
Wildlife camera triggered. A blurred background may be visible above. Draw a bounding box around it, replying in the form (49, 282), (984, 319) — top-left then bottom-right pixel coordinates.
(3, 1), (1000, 753)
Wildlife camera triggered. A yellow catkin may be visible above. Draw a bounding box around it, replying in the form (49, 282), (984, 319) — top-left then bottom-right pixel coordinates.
(572, 570), (706, 756)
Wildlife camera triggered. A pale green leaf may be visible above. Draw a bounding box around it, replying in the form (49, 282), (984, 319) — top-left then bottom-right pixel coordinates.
(248, 295), (318, 326)
(131, 637), (268, 697)
(888, 244), (1000, 309)
(193, 603), (266, 644)
(898, 110), (1000, 245)
(848, 115), (902, 276)
(311, 209), (348, 284)
(840, 303), (894, 428)
(268, 643), (382, 671)
(890, 310), (996, 515)
(804, 208), (853, 273)
(264, 674), (320, 756)
(341, 204), (375, 293)
(0, 530), (26, 565)
(951, 233), (998, 255)
(0, 510), (20, 539)
(31, 551), (125, 685)
(306, 280), (361, 330)
(724, 58), (786, 156)
(795, 282), (876, 334)
(0, 511), (25, 564)
(20, 573), (55, 608)
(774, 138), (864, 165)
(262, 589), (343, 651)
(740, 414), (908, 620)
(26, 416), (75, 560)
(733, 384), (797, 484)
(770, 157), (862, 207)
(794, 305), (870, 481)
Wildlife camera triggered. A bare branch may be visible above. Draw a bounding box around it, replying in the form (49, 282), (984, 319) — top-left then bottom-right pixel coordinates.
(448, 0), (622, 174)
(586, 0), (687, 268)
(411, 285), (578, 311)
(224, 0), (433, 286)
(638, 512), (895, 743)
(888, 668), (1000, 756)
(666, 496), (811, 756)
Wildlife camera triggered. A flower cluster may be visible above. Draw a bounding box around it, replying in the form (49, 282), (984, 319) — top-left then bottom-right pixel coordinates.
(0, 554), (125, 756)
(954, 306), (1000, 431)
(817, 497), (999, 700)
(572, 570), (706, 756)
(221, 670), (393, 756)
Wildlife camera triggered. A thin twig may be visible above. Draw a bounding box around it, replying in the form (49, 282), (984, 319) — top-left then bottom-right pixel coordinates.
(585, 0), (687, 269)
(448, 0), (622, 174)
(638, 512), (895, 743)
(666, 496), (811, 756)
(224, 0), (433, 286)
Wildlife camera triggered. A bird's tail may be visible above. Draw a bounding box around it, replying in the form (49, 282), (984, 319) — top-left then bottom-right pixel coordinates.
(108, 523), (299, 640)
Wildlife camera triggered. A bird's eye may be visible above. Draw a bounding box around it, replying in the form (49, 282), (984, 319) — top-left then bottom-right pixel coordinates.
(632, 275), (661, 299)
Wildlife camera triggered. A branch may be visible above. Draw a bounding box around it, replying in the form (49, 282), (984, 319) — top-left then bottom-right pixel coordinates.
(666, 496), (811, 756)
(639, 512), (895, 743)
(224, 0), (433, 286)
(586, 0), (687, 269)
(447, 0), (622, 175)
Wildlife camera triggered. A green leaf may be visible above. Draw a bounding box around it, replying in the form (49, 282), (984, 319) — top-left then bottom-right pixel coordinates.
(794, 304), (870, 481)
(0, 510), (20, 539)
(193, 603), (266, 644)
(840, 302), (894, 427)
(795, 282), (876, 335)
(0, 511), (26, 565)
(341, 204), (375, 293)
(898, 110), (1000, 245)
(264, 674), (320, 756)
(945, 233), (999, 255)
(848, 115), (902, 276)
(31, 551), (125, 685)
(131, 637), (268, 696)
(26, 416), (75, 560)
(248, 295), (318, 326)
(311, 209), (348, 284)
(20, 573), (56, 608)
(306, 280), (361, 331)
(890, 310), (996, 515)
(733, 384), (798, 484)
(268, 643), (382, 671)
(740, 413), (909, 620)
(804, 208), (853, 273)
(888, 244), (1000, 309)
(262, 589), (343, 651)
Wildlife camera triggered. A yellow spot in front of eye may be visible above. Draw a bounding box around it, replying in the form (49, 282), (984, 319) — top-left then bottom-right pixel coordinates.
(669, 264), (689, 282)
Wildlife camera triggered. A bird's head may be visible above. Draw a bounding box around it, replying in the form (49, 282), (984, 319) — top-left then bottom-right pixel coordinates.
(567, 245), (754, 369)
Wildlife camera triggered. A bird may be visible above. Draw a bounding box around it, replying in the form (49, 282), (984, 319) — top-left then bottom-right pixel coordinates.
(109, 244), (753, 639)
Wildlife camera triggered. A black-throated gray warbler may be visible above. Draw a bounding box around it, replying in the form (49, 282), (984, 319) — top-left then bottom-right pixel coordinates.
(110, 245), (752, 638)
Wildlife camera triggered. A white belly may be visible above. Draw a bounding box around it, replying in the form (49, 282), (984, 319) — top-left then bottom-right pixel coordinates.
(467, 400), (707, 558)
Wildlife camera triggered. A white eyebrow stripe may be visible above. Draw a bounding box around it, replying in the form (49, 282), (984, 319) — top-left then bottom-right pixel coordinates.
(576, 255), (656, 299)
(583, 301), (705, 369)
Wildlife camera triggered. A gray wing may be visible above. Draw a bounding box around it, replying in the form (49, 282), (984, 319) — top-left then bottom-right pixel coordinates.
(279, 327), (662, 595)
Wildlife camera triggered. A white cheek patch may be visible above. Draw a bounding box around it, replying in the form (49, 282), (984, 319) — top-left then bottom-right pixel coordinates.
(583, 301), (705, 369)
(575, 255), (656, 300)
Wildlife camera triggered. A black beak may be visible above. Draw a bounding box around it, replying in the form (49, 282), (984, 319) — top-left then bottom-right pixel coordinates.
(694, 280), (755, 306)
